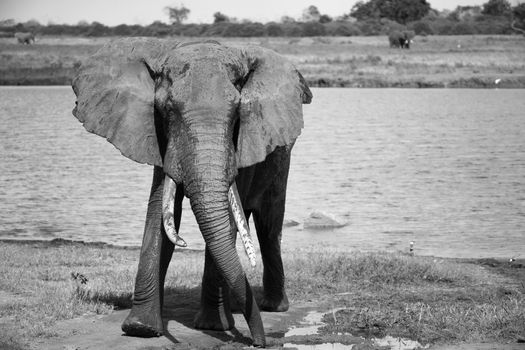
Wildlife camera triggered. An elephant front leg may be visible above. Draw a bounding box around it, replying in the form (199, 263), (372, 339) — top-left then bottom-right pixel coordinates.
(253, 187), (289, 312)
(194, 248), (235, 330)
(122, 166), (175, 337)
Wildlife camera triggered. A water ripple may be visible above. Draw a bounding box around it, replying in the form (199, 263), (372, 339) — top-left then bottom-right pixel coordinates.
(1, 86), (524, 258)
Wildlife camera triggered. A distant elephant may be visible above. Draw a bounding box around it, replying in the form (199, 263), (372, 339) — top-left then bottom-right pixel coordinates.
(14, 32), (35, 44)
(388, 30), (414, 49)
(72, 38), (312, 347)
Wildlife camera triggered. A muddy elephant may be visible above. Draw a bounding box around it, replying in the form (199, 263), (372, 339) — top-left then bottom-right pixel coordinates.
(14, 32), (35, 44)
(71, 38), (312, 347)
(388, 30), (414, 49)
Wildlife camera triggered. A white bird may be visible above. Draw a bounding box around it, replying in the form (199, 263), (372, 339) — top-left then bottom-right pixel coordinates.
(495, 78), (502, 85)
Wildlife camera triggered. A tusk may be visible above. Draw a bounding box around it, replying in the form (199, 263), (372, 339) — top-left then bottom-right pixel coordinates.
(228, 182), (256, 267)
(162, 175), (187, 247)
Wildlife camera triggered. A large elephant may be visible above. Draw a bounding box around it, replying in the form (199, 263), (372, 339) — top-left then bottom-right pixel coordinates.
(71, 38), (312, 347)
(14, 32), (35, 44)
(388, 30), (414, 49)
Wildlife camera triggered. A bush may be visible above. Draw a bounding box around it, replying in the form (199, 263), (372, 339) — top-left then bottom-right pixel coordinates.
(211, 22), (267, 37)
(473, 15), (512, 34)
(410, 20), (434, 35)
(380, 18), (405, 33)
(202, 22), (231, 36)
(144, 22), (173, 37)
(357, 19), (383, 35)
(324, 21), (362, 36)
(238, 22), (266, 37)
(300, 22), (326, 36)
(265, 22), (283, 36)
(113, 24), (134, 36)
(427, 17), (456, 35)
(85, 22), (108, 37)
(0, 14), (517, 38)
(450, 22), (478, 34)
(279, 22), (303, 37)
(177, 24), (208, 37)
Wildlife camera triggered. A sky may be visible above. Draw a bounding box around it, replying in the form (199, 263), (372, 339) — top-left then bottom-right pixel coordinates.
(0, 0), (521, 26)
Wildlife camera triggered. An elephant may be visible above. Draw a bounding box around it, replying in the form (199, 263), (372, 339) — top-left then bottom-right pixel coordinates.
(14, 32), (35, 44)
(71, 38), (312, 347)
(388, 30), (414, 49)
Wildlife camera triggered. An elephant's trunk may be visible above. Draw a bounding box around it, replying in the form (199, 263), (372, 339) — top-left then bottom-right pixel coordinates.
(188, 176), (265, 347)
(165, 129), (265, 346)
(163, 176), (256, 266)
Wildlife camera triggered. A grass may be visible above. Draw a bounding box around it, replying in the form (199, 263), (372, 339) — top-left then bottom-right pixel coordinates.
(0, 240), (204, 347)
(0, 239), (524, 349)
(1, 35), (524, 87)
(279, 250), (525, 343)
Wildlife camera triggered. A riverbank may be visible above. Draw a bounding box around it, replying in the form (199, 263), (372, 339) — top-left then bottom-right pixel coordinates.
(1, 35), (524, 88)
(0, 238), (523, 349)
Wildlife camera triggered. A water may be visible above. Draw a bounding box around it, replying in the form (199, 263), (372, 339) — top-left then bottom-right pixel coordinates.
(1, 87), (524, 258)
(284, 309), (426, 350)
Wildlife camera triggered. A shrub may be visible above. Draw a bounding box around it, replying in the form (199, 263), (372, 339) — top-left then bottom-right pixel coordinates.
(142, 23), (171, 37)
(410, 20), (434, 35)
(324, 21), (362, 36)
(238, 22), (266, 37)
(381, 18), (405, 33)
(265, 22), (284, 36)
(300, 22), (326, 36)
(178, 24), (209, 37)
(202, 22), (231, 36)
(428, 17), (456, 35)
(473, 15), (512, 34)
(85, 22), (108, 37)
(279, 22), (303, 37)
(450, 22), (478, 34)
(357, 19), (383, 35)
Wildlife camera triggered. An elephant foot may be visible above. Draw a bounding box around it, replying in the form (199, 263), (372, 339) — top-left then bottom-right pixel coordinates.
(260, 293), (289, 312)
(193, 306), (235, 331)
(252, 336), (266, 348)
(122, 308), (163, 337)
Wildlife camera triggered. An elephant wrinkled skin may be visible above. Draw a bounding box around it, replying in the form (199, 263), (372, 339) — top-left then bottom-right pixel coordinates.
(71, 38), (312, 347)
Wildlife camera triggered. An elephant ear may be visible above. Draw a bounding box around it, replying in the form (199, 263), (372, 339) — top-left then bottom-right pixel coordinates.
(72, 38), (177, 166)
(236, 46), (312, 168)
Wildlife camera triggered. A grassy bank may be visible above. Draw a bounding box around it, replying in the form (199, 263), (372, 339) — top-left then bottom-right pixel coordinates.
(0, 239), (524, 349)
(1, 35), (524, 88)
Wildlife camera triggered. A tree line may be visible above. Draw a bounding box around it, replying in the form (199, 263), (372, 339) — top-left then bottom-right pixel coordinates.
(1, 0), (524, 38)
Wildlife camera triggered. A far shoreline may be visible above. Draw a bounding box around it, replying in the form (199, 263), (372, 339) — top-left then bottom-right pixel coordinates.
(1, 75), (525, 88)
(1, 35), (524, 89)
(1, 237), (523, 266)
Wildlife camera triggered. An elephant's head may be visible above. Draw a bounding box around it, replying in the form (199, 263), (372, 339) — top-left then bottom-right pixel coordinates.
(72, 38), (311, 345)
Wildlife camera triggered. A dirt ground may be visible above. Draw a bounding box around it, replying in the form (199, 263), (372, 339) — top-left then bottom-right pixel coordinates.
(14, 300), (524, 350)
(24, 301), (351, 350)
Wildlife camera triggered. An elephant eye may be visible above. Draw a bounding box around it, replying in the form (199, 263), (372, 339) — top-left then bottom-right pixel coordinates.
(233, 68), (254, 92)
(233, 77), (243, 92)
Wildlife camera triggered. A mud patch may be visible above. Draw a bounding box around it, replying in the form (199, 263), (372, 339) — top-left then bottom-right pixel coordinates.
(25, 302), (330, 350)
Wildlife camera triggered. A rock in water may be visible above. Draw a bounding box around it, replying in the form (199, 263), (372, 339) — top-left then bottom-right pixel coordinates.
(304, 211), (347, 229)
(283, 218), (300, 228)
